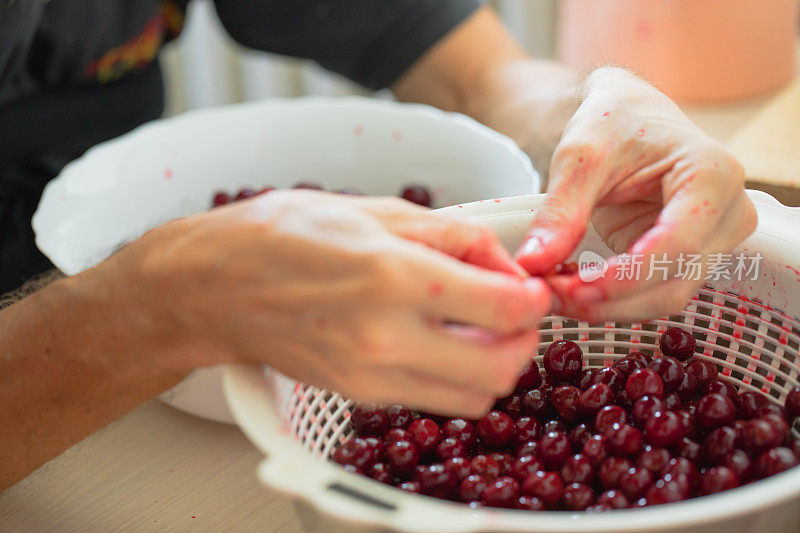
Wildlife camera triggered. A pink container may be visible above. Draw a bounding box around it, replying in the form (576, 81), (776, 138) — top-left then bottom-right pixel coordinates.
(557, 0), (798, 103)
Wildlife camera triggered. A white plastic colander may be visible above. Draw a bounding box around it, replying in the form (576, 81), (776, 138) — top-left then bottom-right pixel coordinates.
(224, 191), (800, 533)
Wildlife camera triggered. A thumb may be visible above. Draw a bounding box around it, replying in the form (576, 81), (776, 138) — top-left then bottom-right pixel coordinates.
(515, 156), (605, 275)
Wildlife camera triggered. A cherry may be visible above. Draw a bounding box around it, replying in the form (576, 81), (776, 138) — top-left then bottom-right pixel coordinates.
(350, 403), (390, 437)
(543, 419), (569, 435)
(644, 411), (686, 447)
(509, 454), (543, 482)
(676, 409), (698, 440)
(737, 391), (768, 420)
(662, 457), (698, 486)
(468, 455), (501, 479)
(720, 449), (753, 481)
(648, 357), (686, 393)
(741, 418), (782, 455)
(791, 437), (800, 458)
(701, 426), (737, 465)
(595, 405), (628, 434)
(516, 359), (542, 389)
(517, 440), (539, 458)
(293, 181), (323, 190)
(443, 457), (470, 481)
(702, 379), (740, 405)
(659, 327), (696, 361)
(582, 435), (609, 466)
(605, 423), (643, 457)
(754, 447), (799, 478)
(369, 462), (393, 483)
(563, 483), (595, 510)
(569, 423), (593, 452)
(592, 366), (626, 392)
(516, 495), (545, 510)
(619, 466), (654, 499)
(364, 437), (384, 458)
(477, 411), (515, 449)
(489, 453), (514, 475)
(586, 503), (612, 513)
(459, 474), (487, 502)
(675, 372), (700, 402)
(514, 417), (541, 446)
(696, 393), (736, 429)
(674, 437), (701, 462)
(383, 428), (410, 446)
(599, 457), (633, 489)
(496, 392), (524, 419)
(212, 191), (230, 207)
(385, 440), (419, 477)
(551, 385), (581, 422)
(408, 418), (440, 456)
(577, 383), (614, 417)
(636, 446), (671, 473)
(540, 431), (572, 469)
(522, 388), (553, 419)
(597, 489), (630, 509)
(436, 437), (467, 460)
(613, 357), (646, 378)
(384, 405), (412, 429)
(685, 359), (719, 387)
(561, 454), (594, 484)
(400, 185), (432, 207)
(397, 481), (420, 493)
(626, 369), (665, 401)
(663, 392), (683, 410)
(522, 471), (564, 508)
(332, 438), (376, 471)
(417, 463), (458, 498)
(441, 418), (477, 449)
(578, 368), (598, 391)
(481, 476), (520, 508)
(785, 386), (800, 420)
(758, 403), (788, 420)
(699, 466), (740, 495)
(631, 395), (665, 426)
(543, 340), (584, 383)
(646, 477), (689, 505)
(234, 188), (257, 201)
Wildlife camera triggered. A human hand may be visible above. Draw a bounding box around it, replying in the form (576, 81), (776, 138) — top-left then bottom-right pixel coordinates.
(515, 67), (757, 321)
(109, 191), (550, 417)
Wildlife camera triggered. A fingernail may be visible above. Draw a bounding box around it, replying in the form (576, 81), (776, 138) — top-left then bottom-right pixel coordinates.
(572, 285), (605, 303)
(517, 234), (544, 257)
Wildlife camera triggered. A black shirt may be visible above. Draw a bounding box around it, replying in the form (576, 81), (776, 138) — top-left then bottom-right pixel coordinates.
(0, 0), (481, 292)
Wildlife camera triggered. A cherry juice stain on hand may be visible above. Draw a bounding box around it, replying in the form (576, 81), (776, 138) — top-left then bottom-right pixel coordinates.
(428, 282), (444, 296)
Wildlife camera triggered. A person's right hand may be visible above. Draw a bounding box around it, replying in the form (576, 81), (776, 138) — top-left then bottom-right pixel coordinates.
(100, 191), (550, 417)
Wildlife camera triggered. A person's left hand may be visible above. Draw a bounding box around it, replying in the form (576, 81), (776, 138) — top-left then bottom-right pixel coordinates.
(515, 67), (758, 322)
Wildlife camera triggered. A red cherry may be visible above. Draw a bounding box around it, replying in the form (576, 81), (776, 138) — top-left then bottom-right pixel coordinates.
(636, 445), (672, 473)
(644, 410), (686, 447)
(586, 503), (612, 513)
(516, 495), (546, 510)
(613, 357), (646, 378)
(675, 409), (698, 440)
(675, 372), (700, 402)
(468, 455), (501, 479)
(551, 385), (581, 422)
(569, 423), (593, 452)
(417, 463), (458, 498)
(539, 431), (572, 469)
(489, 453), (514, 475)
(369, 462), (393, 484)
(785, 386), (800, 420)
(561, 454), (594, 484)
(408, 418), (440, 456)
(543, 419), (569, 435)
(605, 423), (643, 457)
(517, 440), (539, 458)
(754, 447), (799, 478)
(397, 481), (420, 493)
(738, 391), (768, 420)
(631, 395), (666, 426)
(646, 477), (689, 505)
(663, 392), (683, 410)
(351, 403), (389, 437)
(383, 428), (410, 446)
(595, 405), (628, 434)
(598, 457), (633, 489)
(592, 366), (626, 392)
(522, 388), (554, 419)
(384, 405), (412, 428)
(696, 393), (736, 429)
(234, 188), (257, 201)
(628, 351), (653, 365)
(563, 482), (595, 510)
(481, 476), (520, 508)
(699, 466), (740, 495)
(441, 418), (477, 449)
(212, 191), (230, 207)
(443, 457), (470, 481)
(720, 449), (753, 481)
(459, 474), (488, 502)
(578, 368), (598, 390)
(791, 438), (800, 458)
(701, 426), (737, 465)
(514, 417), (542, 446)
(509, 454), (544, 482)
(522, 470), (564, 508)
(385, 440), (419, 477)
(674, 437), (701, 462)
(436, 437), (467, 460)
(597, 489), (630, 509)
(742, 418), (783, 454)
(619, 466), (654, 499)
(648, 357), (686, 393)
(543, 340), (584, 383)
(477, 411), (515, 449)
(516, 359), (542, 389)
(577, 383), (614, 417)
(659, 327), (696, 361)
(496, 392), (524, 419)
(400, 185), (432, 207)
(582, 435), (609, 466)
(293, 181), (324, 190)
(662, 457), (698, 486)
(685, 359), (719, 387)
(626, 369), (665, 401)
(333, 438), (376, 471)
(702, 379), (740, 405)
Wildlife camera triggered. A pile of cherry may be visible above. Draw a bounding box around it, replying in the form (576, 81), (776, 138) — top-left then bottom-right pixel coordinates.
(210, 182), (433, 208)
(332, 327), (800, 512)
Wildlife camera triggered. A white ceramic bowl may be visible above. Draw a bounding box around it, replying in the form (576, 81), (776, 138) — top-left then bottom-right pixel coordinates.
(224, 191), (800, 533)
(32, 96), (539, 423)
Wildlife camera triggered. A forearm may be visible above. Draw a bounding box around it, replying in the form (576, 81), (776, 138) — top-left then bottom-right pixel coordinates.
(0, 269), (191, 490)
(392, 7), (581, 180)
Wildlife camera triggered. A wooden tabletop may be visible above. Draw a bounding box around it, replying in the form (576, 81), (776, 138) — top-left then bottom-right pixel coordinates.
(1, 80), (797, 533)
